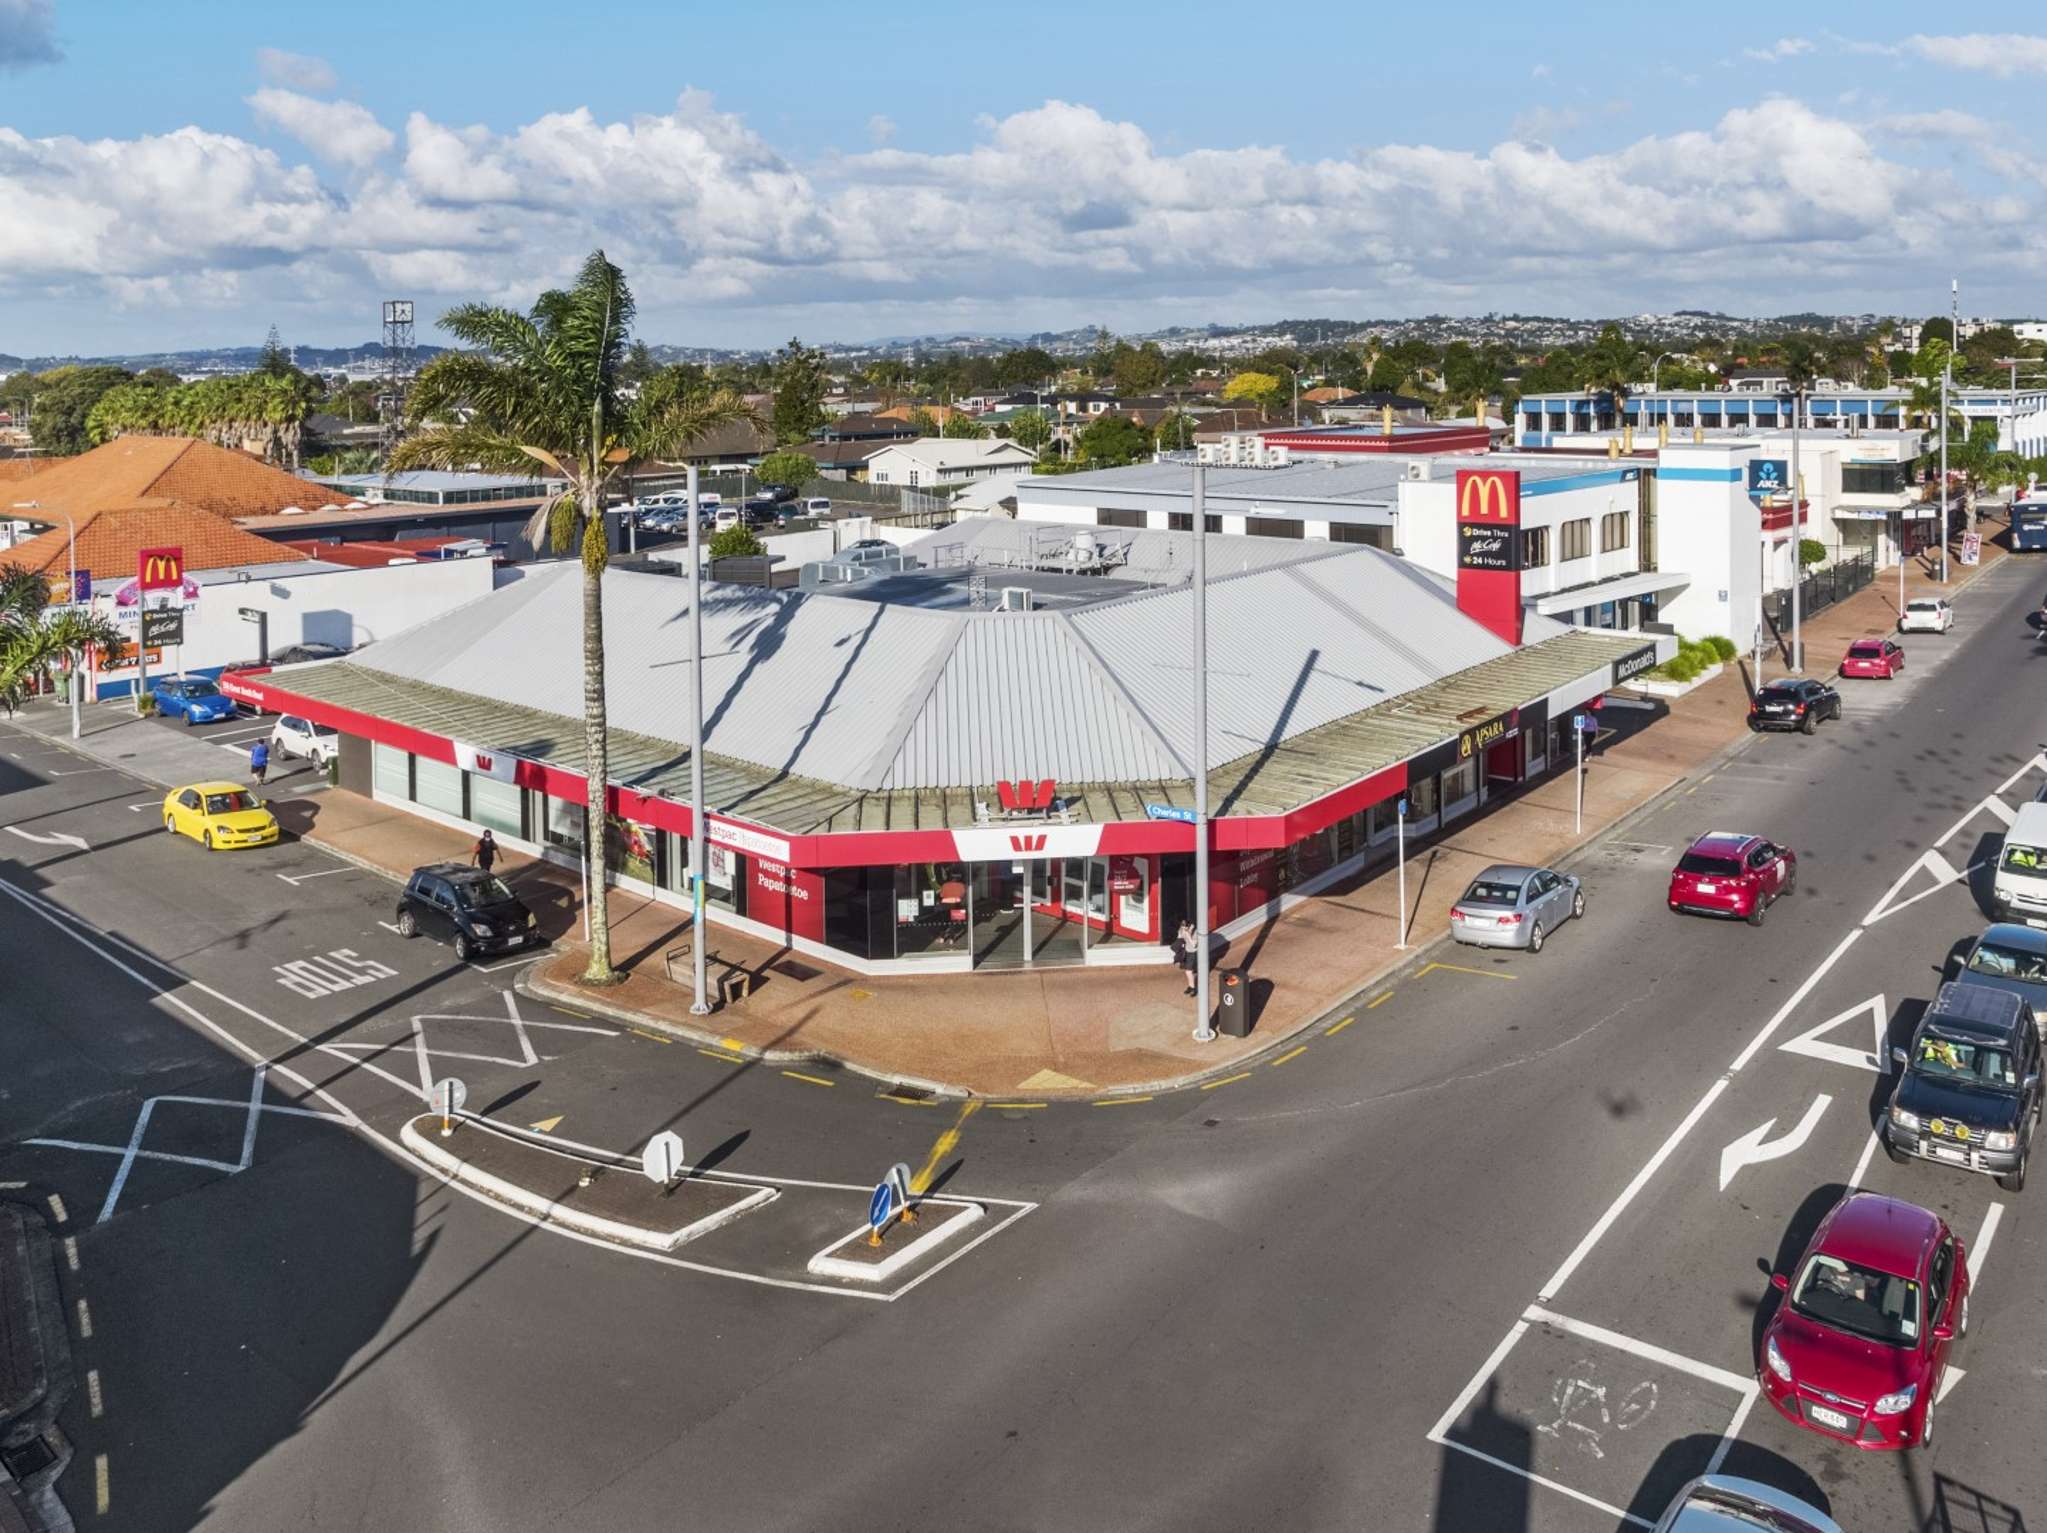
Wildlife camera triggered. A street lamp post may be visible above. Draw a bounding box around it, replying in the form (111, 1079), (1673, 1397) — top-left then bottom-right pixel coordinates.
(61, 512), (80, 740)
(1940, 363), (1951, 584)
(686, 462), (710, 1017)
(1190, 463), (1214, 1044)
(1650, 352), (1679, 393)
(1788, 387), (1804, 673)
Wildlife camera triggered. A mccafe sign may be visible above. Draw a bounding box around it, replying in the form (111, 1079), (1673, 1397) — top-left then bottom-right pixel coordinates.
(1455, 472), (1521, 572)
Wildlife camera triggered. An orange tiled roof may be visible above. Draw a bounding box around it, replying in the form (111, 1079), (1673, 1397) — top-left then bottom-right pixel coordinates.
(0, 459), (46, 483)
(0, 503), (311, 581)
(1, 436), (340, 521)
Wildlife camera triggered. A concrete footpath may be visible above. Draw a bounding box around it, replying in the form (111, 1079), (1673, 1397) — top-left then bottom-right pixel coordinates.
(10, 517), (2017, 1102)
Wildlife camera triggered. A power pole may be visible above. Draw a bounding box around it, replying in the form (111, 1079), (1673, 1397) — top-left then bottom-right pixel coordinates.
(687, 463), (710, 1016)
(379, 299), (415, 464)
(1789, 385), (1803, 672)
(1190, 464), (1214, 1044)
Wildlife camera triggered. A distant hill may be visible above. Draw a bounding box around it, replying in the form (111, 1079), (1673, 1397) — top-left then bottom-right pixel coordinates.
(0, 342), (451, 376)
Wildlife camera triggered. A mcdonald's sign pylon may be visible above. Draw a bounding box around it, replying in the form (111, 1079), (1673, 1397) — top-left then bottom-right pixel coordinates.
(137, 546), (185, 592)
(1452, 469), (1522, 646)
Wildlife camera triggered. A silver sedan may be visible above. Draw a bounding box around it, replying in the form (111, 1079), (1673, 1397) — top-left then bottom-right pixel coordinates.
(1448, 863), (1584, 953)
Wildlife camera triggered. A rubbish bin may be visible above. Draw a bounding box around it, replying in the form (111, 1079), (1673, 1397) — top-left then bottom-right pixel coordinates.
(1215, 968), (1249, 1038)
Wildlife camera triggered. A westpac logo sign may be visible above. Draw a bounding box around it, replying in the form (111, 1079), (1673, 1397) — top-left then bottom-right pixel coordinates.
(954, 823), (1104, 863)
(995, 778), (1058, 813)
(1009, 833), (1048, 853)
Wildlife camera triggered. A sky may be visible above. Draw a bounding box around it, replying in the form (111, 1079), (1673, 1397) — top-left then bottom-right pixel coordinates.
(4, 0), (2047, 356)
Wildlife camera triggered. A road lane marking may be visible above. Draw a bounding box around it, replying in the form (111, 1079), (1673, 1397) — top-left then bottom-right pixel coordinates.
(1327, 1015), (1359, 1035)
(1092, 1095), (1151, 1107)
(629, 1028), (673, 1045)
(274, 867), (352, 885)
(62, 1235), (78, 1272)
(1717, 1094), (1832, 1191)
(1521, 1305), (1754, 1394)
(781, 1071), (835, 1088)
(1845, 1123), (1884, 1191)
(46, 1193), (65, 1224)
(75, 1298), (92, 1339)
(1199, 1072), (1252, 1090)
(1728, 928), (1863, 1074)
(912, 1101), (980, 1193)
(1863, 849), (1977, 926)
(1368, 991), (1393, 1009)
(1428, 1319), (1532, 1443)
(86, 1369), (102, 1419)
(1269, 1045), (1308, 1067)
(95, 1453), (109, 1514)
(880, 1093), (936, 1106)
(1537, 1079), (1730, 1303)
(5, 825), (88, 852)
(1419, 962), (1517, 980)
(1967, 1202), (2003, 1290)
(1704, 1387), (1760, 1476)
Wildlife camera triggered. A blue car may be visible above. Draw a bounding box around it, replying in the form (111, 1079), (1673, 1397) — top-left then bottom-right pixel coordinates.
(153, 678), (239, 726)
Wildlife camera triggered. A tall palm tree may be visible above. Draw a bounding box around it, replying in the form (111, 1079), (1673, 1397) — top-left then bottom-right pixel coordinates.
(0, 563), (125, 715)
(390, 251), (757, 986)
(1580, 324), (1640, 432)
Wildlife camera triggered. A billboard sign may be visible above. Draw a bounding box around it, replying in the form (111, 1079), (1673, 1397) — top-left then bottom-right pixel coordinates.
(138, 546), (185, 591)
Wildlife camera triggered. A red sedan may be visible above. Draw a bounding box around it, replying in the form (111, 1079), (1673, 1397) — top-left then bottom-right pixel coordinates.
(1760, 1192), (1966, 1451)
(1840, 638), (1905, 679)
(1667, 832), (1795, 925)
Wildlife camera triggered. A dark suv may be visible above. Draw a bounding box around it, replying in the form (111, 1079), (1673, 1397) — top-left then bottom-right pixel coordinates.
(1748, 677), (1841, 734)
(1884, 981), (2040, 1191)
(395, 863), (540, 962)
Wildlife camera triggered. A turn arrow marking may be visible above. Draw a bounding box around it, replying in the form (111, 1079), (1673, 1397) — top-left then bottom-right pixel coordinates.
(1779, 996), (1890, 1075)
(1719, 1093), (1833, 1190)
(5, 825), (88, 852)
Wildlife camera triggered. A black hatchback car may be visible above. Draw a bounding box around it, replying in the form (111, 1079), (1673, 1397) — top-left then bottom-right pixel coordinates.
(1748, 677), (1842, 734)
(395, 863), (540, 962)
(1884, 982), (2040, 1192)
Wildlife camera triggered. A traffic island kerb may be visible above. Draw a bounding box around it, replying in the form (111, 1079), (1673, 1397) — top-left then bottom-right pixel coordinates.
(806, 1200), (985, 1283)
(400, 1114), (775, 1253)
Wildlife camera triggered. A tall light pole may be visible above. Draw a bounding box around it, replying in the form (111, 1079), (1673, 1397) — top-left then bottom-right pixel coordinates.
(1190, 464), (1214, 1044)
(1939, 361), (1952, 584)
(1650, 352), (1679, 392)
(61, 512), (79, 740)
(1788, 385), (1804, 673)
(686, 462), (710, 1016)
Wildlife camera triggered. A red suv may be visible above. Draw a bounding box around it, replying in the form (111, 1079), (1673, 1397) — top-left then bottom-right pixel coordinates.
(1667, 833), (1795, 925)
(1760, 1191), (1966, 1451)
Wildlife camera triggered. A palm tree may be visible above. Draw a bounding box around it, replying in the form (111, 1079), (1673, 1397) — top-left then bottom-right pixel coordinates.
(0, 563), (125, 715)
(390, 250), (757, 986)
(1580, 324), (1640, 431)
(1779, 333), (1824, 429)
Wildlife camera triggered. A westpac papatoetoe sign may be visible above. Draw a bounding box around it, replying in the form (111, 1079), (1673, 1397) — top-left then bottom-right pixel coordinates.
(1453, 468), (1523, 647)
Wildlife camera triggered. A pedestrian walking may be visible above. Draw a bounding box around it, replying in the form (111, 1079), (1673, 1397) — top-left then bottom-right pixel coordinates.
(470, 828), (498, 874)
(249, 738), (269, 787)
(1174, 918), (1198, 996)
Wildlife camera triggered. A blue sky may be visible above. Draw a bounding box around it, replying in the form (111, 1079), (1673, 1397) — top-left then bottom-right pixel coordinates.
(4, 0), (2047, 354)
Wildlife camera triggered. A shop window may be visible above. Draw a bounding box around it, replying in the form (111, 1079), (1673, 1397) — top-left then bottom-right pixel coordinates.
(372, 741), (410, 800)
(469, 775), (523, 838)
(1441, 758), (1478, 815)
(1096, 507), (1145, 528)
(1167, 512), (1222, 533)
(1248, 518), (1303, 539)
(608, 816), (658, 884)
(1409, 774), (1440, 822)
(823, 867), (889, 959)
(543, 793), (585, 853)
(414, 755), (464, 818)
(1521, 526), (1551, 568)
(1328, 523), (1389, 547)
(1559, 518), (1591, 562)
(895, 862), (969, 957)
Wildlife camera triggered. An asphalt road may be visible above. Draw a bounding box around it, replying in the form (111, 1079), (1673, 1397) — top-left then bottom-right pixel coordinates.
(1, 553), (2043, 1531)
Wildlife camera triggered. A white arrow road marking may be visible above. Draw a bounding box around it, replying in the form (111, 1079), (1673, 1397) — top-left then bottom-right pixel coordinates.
(1937, 1366), (1967, 1404)
(1719, 1094), (1833, 1190)
(1864, 849), (1974, 926)
(5, 825), (88, 852)
(1780, 995), (1890, 1074)
(127, 803), (161, 813)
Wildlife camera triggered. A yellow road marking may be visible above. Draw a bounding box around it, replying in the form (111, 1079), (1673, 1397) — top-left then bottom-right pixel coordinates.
(719, 1036), (748, 1052)
(1092, 1095), (1153, 1107)
(782, 1070), (835, 1088)
(86, 1369), (102, 1419)
(551, 1006), (592, 1020)
(879, 1092), (936, 1106)
(528, 1115), (563, 1133)
(1269, 1045), (1308, 1067)
(628, 1027), (673, 1045)
(1418, 961), (1518, 981)
(849, 988), (874, 1001)
(1200, 1071), (1253, 1090)
(912, 1100), (981, 1193)
(1367, 991), (1393, 1009)
(696, 1048), (743, 1064)
(987, 1101), (1048, 1110)
(95, 1453), (109, 1514)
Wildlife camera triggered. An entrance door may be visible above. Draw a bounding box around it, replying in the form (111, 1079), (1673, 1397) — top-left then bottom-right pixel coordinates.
(970, 860), (1029, 969)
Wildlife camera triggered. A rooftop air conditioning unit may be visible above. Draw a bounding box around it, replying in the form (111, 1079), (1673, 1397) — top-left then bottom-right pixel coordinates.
(1406, 460), (1431, 481)
(999, 586), (1033, 611)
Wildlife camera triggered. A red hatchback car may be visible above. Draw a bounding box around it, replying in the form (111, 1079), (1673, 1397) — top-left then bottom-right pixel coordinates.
(1760, 1192), (1967, 1451)
(1667, 833), (1796, 925)
(1840, 638), (1905, 679)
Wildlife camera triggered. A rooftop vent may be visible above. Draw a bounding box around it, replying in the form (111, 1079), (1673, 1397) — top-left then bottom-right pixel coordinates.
(998, 586), (1033, 611)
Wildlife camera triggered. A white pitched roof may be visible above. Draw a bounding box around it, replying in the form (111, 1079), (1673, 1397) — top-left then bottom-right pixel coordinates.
(869, 438), (1039, 473)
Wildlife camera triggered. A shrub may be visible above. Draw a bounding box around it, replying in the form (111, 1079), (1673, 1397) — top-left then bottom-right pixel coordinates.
(1703, 635), (1738, 662)
(708, 526), (764, 559)
(1651, 651), (1702, 683)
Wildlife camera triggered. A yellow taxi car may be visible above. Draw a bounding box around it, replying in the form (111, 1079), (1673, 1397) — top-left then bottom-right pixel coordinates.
(162, 781), (281, 851)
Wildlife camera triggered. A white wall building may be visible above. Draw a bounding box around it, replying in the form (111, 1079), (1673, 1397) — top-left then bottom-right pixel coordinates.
(865, 438), (1039, 487)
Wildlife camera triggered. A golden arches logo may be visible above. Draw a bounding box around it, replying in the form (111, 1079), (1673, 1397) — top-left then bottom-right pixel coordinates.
(143, 555), (179, 583)
(1459, 474), (1514, 522)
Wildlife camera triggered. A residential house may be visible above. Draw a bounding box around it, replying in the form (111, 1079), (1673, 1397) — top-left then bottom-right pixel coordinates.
(864, 438), (1039, 487)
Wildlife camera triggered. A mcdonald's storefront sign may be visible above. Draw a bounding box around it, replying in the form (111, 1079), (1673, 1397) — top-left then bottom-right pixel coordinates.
(1454, 470), (1521, 573)
(138, 546), (185, 591)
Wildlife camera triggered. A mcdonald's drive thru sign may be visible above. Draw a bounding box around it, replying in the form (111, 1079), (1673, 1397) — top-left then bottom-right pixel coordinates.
(138, 546), (184, 591)
(1453, 469), (1523, 647)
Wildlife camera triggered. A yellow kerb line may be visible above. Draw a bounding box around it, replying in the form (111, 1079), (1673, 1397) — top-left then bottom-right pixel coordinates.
(628, 1027), (673, 1045)
(1418, 961), (1518, 980)
(1093, 1095), (1153, 1107)
(1200, 1071), (1253, 1090)
(1367, 991), (1394, 1009)
(781, 1070), (836, 1087)
(987, 1101), (1048, 1110)
(1269, 1046), (1308, 1067)
(1326, 1016), (1358, 1037)
(696, 1048), (743, 1064)
(880, 1092), (936, 1106)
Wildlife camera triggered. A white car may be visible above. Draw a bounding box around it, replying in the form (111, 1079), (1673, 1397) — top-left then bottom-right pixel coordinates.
(270, 714), (338, 768)
(1899, 597), (1953, 633)
(1652, 1475), (1841, 1533)
(802, 497), (833, 516)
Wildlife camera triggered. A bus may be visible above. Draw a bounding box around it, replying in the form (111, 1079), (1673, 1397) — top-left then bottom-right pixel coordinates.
(2015, 492), (2047, 552)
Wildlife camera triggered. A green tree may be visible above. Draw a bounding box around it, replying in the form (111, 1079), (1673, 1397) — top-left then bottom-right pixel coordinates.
(1222, 371), (1283, 413)
(619, 340), (660, 390)
(28, 366), (134, 455)
(1154, 410), (1197, 451)
(1006, 407), (1052, 453)
(1918, 317), (1955, 352)
(708, 525), (765, 559)
(940, 412), (989, 439)
(1779, 332), (1824, 436)
(390, 249), (757, 986)
(257, 325), (292, 377)
(0, 563), (126, 716)
(755, 449), (815, 490)
(1797, 538), (1827, 569)
(1076, 413), (1151, 467)
(1109, 341), (1168, 395)
(1580, 325), (1641, 420)
(992, 347), (1056, 388)
(769, 337), (830, 444)
(904, 406), (939, 436)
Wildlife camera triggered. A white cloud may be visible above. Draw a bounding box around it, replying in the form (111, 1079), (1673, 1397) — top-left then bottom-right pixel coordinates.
(247, 88), (394, 169)
(1510, 105), (1582, 143)
(256, 46), (337, 92)
(1902, 32), (2047, 76)
(1742, 37), (1813, 63)
(1530, 63), (1551, 79)
(0, 90), (2040, 349)
(0, 0), (59, 69)
(867, 113), (895, 146)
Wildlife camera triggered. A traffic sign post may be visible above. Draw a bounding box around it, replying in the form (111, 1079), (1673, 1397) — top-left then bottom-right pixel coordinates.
(434, 1076), (467, 1137)
(1144, 802), (1198, 825)
(867, 1179), (897, 1247)
(1394, 796), (1409, 950)
(887, 1160), (917, 1226)
(641, 1130), (685, 1193)
(1572, 714), (1592, 832)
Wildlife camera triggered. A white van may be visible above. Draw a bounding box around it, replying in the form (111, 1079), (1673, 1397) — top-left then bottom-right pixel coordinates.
(1995, 801), (2047, 923)
(802, 497), (833, 516)
(712, 506), (742, 532)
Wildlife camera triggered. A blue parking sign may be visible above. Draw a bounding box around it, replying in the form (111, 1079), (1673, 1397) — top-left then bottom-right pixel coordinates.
(868, 1179), (896, 1232)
